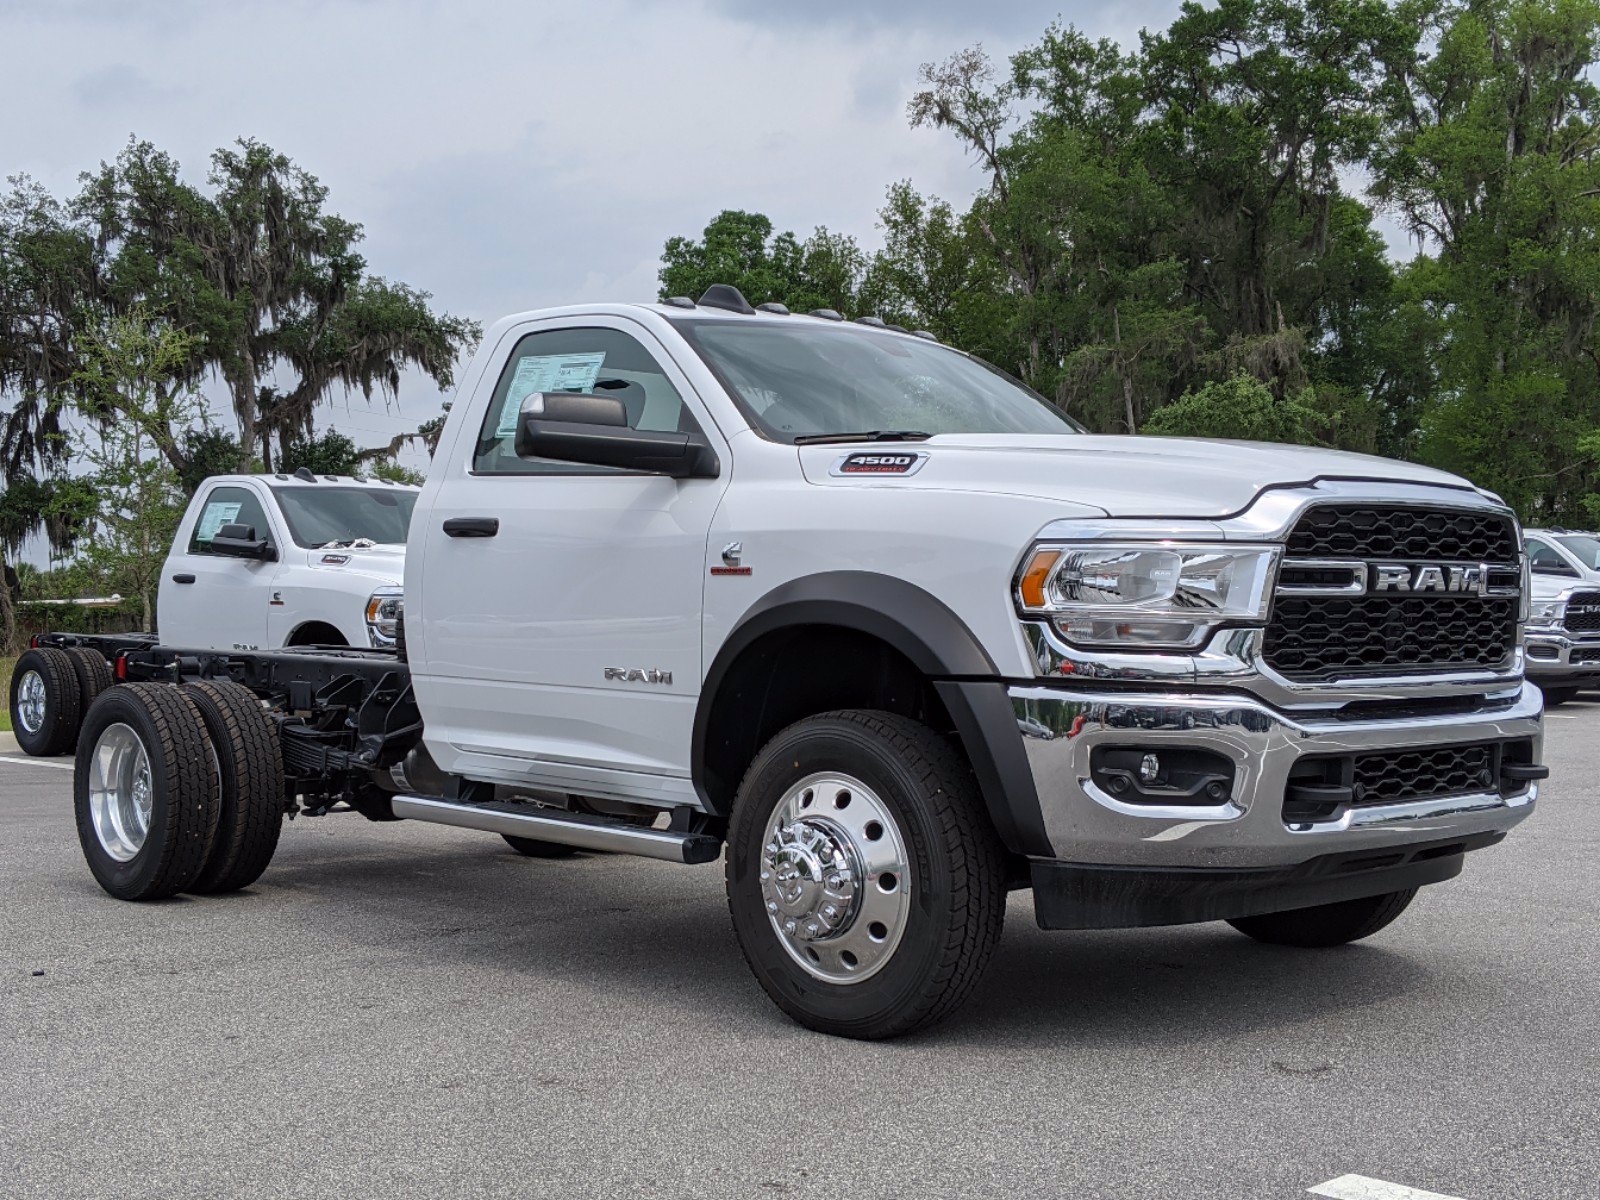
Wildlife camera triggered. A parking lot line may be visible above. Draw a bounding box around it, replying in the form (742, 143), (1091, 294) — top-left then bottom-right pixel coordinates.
(0, 755), (73, 771)
(1310, 1174), (1467, 1200)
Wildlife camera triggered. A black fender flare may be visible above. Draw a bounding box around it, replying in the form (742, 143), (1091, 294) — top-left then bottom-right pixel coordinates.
(693, 571), (1051, 856)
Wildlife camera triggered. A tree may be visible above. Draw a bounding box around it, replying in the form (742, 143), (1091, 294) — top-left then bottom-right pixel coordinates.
(278, 429), (364, 477)
(659, 210), (871, 314)
(63, 313), (204, 631)
(1142, 373), (1324, 443)
(1373, 0), (1600, 520)
(892, 16), (1409, 432)
(1, 137), (480, 491)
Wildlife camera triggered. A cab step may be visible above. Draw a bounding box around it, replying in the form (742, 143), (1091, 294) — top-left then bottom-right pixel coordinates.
(391, 794), (722, 864)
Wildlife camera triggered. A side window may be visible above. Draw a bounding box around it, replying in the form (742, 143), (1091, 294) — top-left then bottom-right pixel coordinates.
(472, 326), (701, 474)
(187, 486), (272, 556)
(1528, 541), (1569, 574)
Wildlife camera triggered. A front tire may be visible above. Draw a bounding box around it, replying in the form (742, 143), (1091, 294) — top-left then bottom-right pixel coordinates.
(725, 710), (1008, 1040)
(1227, 889), (1417, 947)
(10, 647), (82, 757)
(74, 684), (220, 901)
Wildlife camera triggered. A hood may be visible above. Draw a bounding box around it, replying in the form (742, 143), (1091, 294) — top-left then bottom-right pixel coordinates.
(799, 434), (1481, 518)
(301, 542), (406, 587)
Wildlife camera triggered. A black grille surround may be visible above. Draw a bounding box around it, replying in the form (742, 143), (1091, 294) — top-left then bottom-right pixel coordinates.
(1562, 591), (1600, 633)
(1264, 504), (1521, 683)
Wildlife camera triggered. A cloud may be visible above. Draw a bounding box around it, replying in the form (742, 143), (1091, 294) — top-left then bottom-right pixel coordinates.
(70, 63), (180, 109)
(0, 0), (1184, 467)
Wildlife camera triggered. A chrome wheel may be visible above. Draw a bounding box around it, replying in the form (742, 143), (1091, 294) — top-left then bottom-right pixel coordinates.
(15, 669), (46, 735)
(760, 771), (911, 984)
(87, 723), (154, 862)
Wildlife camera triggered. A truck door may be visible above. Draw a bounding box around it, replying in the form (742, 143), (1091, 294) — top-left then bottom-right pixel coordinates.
(158, 482), (280, 650)
(416, 317), (729, 782)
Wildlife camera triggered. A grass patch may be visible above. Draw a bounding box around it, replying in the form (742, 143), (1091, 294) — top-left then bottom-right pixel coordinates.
(0, 656), (13, 733)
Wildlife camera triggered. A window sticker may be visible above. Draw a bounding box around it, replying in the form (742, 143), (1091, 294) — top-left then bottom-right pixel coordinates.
(195, 501), (243, 542)
(495, 351), (608, 436)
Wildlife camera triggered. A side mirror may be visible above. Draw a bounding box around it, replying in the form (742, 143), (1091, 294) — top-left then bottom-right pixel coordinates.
(513, 391), (719, 479)
(210, 522), (276, 561)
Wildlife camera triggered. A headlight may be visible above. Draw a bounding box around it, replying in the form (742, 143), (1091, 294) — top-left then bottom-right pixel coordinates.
(1526, 599), (1564, 628)
(365, 588), (404, 646)
(1016, 543), (1279, 649)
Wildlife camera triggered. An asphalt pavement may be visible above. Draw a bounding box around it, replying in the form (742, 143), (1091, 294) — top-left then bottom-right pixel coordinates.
(2, 709), (1596, 1200)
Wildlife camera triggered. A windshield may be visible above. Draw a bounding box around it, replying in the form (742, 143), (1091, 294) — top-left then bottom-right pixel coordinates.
(671, 318), (1081, 442)
(271, 487), (417, 548)
(1556, 535), (1600, 570)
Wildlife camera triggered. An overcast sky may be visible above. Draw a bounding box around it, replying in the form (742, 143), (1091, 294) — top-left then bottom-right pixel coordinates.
(2, 0), (1186, 465)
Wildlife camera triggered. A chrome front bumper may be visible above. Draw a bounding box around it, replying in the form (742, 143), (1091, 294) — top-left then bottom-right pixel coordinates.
(1523, 630), (1600, 683)
(1009, 681), (1542, 869)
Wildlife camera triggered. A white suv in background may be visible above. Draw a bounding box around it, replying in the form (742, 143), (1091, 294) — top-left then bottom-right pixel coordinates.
(1523, 528), (1600, 703)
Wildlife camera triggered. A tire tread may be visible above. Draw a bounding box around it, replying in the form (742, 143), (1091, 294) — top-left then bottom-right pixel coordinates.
(75, 683), (220, 900)
(11, 647), (82, 756)
(727, 708), (1008, 1039)
(184, 679), (285, 893)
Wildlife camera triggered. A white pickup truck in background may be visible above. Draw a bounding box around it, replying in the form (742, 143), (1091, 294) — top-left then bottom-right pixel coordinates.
(9, 469), (414, 756)
(159, 470), (414, 652)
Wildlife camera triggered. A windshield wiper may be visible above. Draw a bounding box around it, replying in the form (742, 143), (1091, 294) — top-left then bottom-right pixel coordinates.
(792, 430), (933, 446)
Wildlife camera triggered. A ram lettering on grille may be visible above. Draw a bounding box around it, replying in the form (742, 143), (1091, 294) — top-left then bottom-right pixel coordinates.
(1265, 506), (1520, 682)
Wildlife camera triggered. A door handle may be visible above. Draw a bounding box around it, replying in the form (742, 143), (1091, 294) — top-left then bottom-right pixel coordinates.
(171, 573), (196, 584)
(443, 517), (499, 538)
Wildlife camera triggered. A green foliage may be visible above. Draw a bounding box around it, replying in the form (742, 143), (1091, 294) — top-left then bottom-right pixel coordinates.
(178, 427), (252, 494)
(654, 0), (1600, 521)
(367, 460), (426, 486)
(659, 210), (871, 315)
(1143, 374), (1324, 444)
(1371, 0), (1600, 521)
(279, 430), (363, 477)
(1, 136), (477, 481)
(61, 313), (205, 631)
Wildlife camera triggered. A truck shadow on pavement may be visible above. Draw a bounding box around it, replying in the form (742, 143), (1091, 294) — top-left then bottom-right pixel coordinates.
(245, 833), (1437, 1050)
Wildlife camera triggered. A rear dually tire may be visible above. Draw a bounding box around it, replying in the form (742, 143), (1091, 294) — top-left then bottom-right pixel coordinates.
(10, 647), (82, 757)
(74, 684), (220, 901)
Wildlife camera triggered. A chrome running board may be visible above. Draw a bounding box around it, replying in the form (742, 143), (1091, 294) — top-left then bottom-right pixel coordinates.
(391, 794), (721, 865)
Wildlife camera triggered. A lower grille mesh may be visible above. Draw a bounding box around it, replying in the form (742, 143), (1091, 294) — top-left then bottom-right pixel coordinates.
(1264, 594), (1518, 681)
(1351, 743), (1496, 807)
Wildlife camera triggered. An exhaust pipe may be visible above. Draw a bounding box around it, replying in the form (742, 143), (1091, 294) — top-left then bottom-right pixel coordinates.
(391, 794), (721, 865)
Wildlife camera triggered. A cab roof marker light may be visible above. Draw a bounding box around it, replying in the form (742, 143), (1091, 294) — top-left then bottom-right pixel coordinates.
(756, 302), (790, 315)
(855, 316), (887, 328)
(808, 308), (845, 321)
(698, 284), (757, 315)
(912, 330), (939, 341)
(663, 296), (696, 309)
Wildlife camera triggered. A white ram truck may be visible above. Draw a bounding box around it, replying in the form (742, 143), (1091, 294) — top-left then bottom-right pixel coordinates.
(21, 285), (1546, 1039)
(8, 470), (413, 755)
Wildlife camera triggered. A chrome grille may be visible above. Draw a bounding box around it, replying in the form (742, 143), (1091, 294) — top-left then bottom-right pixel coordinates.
(1265, 504), (1521, 682)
